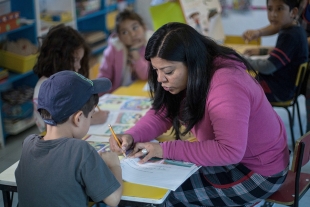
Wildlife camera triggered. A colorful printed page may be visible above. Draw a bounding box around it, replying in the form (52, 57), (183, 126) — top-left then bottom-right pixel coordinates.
(87, 94), (152, 136)
(84, 135), (110, 152)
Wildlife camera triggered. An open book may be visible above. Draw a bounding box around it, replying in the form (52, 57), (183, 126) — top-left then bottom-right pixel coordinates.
(87, 94), (152, 136)
(121, 157), (200, 191)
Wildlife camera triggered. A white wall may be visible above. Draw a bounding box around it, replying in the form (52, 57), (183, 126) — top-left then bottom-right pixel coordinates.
(134, 0), (277, 46)
(134, 0), (154, 30)
(221, 10), (277, 46)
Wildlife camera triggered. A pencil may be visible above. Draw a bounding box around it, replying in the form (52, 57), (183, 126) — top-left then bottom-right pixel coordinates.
(108, 124), (127, 157)
(96, 105), (101, 111)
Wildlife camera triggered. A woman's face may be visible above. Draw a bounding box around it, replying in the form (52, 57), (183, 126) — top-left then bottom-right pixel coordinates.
(151, 57), (188, 94)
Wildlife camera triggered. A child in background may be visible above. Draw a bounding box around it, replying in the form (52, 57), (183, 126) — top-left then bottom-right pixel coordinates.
(15, 71), (122, 207)
(242, 0), (310, 133)
(243, 0), (308, 102)
(33, 24), (109, 133)
(97, 9), (152, 93)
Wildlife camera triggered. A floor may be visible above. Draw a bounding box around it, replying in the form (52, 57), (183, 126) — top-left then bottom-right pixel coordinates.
(0, 96), (310, 207)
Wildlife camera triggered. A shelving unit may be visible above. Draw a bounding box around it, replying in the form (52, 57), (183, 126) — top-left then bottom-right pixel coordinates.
(0, 0), (39, 148)
(0, 0), (135, 147)
(35, 0), (76, 37)
(77, 0), (136, 55)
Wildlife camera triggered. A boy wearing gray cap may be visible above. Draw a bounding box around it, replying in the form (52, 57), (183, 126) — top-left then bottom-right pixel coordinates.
(15, 71), (122, 207)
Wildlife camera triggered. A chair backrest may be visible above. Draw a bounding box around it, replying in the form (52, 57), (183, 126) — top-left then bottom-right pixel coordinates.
(224, 35), (261, 45)
(289, 62), (308, 103)
(291, 131), (310, 173)
(294, 62), (308, 88)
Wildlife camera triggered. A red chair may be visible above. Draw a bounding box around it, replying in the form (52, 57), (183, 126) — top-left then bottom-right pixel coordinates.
(265, 131), (310, 206)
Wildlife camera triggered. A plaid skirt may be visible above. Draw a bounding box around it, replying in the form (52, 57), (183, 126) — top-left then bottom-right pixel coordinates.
(162, 163), (289, 207)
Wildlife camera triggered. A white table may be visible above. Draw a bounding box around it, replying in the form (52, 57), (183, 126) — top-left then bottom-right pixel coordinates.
(0, 161), (18, 207)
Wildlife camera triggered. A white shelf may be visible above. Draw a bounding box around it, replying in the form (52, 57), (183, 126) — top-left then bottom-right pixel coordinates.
(4, 116), (36, 135)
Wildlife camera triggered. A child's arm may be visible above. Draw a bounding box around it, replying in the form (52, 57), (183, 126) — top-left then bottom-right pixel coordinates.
(97, 45), (115, 80)
(100, 151), (123, 207)
(243, 25), (280, 41)
(244, 57), (277, 75)
(129, 48), (149, 80)
(243, 47), (274, 56)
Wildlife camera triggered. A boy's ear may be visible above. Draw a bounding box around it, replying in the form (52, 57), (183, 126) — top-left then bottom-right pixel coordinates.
(72, 111), (83, 127)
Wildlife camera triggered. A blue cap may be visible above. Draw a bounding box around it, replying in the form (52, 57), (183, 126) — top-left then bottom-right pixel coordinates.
(37, 71), (112, 126)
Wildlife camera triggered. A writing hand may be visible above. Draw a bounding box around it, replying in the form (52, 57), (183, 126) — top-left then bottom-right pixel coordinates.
(109, 134), (134, 155)
(130, 142), (163, 164)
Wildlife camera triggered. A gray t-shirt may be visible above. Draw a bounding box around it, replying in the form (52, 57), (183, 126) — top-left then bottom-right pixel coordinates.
(15, 134), (120, 207)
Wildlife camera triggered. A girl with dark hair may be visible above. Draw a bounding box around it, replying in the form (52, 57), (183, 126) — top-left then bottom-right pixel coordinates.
(33, 24), (109, 133)
(110, 22), (289, 206)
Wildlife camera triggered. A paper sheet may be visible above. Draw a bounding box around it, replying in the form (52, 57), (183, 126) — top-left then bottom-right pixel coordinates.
(121, 158), (200, 191)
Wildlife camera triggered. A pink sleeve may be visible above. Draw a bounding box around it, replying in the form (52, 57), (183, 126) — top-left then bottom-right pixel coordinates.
(97, 45), (118, 94)
(97, 45), (114, 80)
(125, 109), (172, 142)
(132, 47), (149, 80)
(161, 70), (251, 166)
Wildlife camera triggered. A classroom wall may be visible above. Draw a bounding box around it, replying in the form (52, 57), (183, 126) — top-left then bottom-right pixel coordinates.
(134, 0), (278, 46)
(135, 0), (154, 30)
(221, 0), (277, 46)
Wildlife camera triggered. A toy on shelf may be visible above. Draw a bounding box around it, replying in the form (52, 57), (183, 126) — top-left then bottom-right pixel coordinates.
(76, 0), (101, 17)
(0, 39), (38, 73)
(0, 11), (20, 34)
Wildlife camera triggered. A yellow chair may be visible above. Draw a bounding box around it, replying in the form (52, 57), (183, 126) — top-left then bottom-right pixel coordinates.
(224, 35), (261, 46)
(270, 62), (308, 149)
(266, 131), (310, 207)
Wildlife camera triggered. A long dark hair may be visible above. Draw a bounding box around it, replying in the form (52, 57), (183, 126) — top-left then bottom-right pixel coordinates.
(33, 24), (90, 78)
(145, 22), (256, 139)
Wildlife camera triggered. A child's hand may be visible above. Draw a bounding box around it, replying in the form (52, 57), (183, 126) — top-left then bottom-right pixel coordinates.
(91, 110), (109, 125)
(99, 151), (121, 168)
(243, 30), (260, 42)
(243, 48), (260, 56)
(130, 37), (146, 51)
(128, 39), (145, 62)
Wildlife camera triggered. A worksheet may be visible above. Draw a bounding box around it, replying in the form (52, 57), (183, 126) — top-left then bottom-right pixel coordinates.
(121, 157), (200, 191)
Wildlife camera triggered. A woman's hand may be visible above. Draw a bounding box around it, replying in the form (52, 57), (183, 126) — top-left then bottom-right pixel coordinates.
(130, 142), (163, 164)
(109, 134), (134, 155)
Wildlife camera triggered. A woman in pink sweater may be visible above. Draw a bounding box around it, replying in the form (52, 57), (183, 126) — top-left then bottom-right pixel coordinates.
(110, 23), (289, 207)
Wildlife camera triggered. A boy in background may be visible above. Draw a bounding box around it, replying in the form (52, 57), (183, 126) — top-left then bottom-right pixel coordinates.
(15, 71), (123, 207)
(243, 0), (308, 102)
